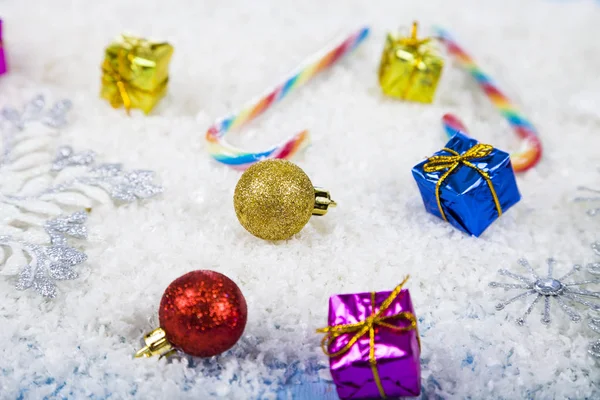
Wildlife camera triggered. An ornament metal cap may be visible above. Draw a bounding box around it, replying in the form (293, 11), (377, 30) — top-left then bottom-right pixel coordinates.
(134, 327), (175, 358)
(313, 187), (336, 216)
(234, 159), (336, 240)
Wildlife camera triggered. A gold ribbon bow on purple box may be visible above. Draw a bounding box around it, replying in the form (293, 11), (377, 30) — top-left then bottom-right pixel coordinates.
(317, 277), (421, 399)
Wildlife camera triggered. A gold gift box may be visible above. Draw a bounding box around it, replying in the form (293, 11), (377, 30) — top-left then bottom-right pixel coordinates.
(101, 35), (174, 114)
(378, 22), (443, 103)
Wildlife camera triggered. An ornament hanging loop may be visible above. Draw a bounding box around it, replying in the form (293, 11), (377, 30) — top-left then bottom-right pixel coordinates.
(411, 21), (418, 40)
(398, 21), (429, 48)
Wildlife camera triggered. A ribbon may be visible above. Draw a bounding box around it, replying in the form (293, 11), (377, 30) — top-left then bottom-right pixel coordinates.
(397, 21), (431, 48)
(101, 36), (167, 115)
(423, 143), (503, 222)
(394, 22), (432, 99)
(317, 276), (417, 398)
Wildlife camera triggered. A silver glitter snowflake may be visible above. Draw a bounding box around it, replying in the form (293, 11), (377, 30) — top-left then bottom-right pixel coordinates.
(1, 211), (88, 298)
(489, 258), (600, 325)
(589, 312), (600, 358)
(588, 242), (600, 276)
(0, 95), (163, 297)
(575, 185), (600, 216)
(585, 245), (600, 359)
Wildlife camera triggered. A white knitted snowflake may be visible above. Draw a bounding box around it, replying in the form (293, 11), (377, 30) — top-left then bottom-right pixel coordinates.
(0, 96), (162, 297)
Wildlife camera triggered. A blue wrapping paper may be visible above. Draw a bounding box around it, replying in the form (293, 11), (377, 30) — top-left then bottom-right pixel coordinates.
(411, 133), (521, 237)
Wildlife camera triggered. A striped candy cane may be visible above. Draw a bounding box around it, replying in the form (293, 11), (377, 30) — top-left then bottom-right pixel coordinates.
(206, 27), (370, 170)
(436, 27), (542, 172)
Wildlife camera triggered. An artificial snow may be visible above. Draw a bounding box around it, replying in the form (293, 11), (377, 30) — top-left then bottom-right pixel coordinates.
(0, 0), (599, 398)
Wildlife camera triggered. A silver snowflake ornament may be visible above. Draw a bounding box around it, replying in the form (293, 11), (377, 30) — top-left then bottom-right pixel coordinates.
(86, 164), (163, 202)
(489, 258), (600, 325)
(3, 212), (88, 298)
(52, 146), (96, 171)
(45, 211), (88, 246)
(575, 185), (600, 216)
(588, 242), (600, 276)
(1, 94), (71, 131)
(14, 242), (87, 298)
(1, 95), (163, 297)
(588, 254), (600, 359)
(590, 315), (600, 358)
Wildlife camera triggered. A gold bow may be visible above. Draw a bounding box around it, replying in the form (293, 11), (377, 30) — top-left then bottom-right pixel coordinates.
(397, 21), (431, 48)
(102, 62), (134, 114)
(101, 36), (169, 115)
(317, 276), (417, 398)
(423, 143), (503, 222)
(394, 22), (431, 99)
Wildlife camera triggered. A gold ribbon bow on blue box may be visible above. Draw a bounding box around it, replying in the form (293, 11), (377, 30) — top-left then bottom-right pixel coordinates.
(411, 132), (521, 237)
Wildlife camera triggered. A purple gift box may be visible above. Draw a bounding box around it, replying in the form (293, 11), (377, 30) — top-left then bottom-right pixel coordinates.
(0, 19), (6, 75)
(321, 285), (421, 399)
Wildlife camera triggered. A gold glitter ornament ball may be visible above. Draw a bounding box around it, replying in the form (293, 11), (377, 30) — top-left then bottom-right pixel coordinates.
(234, 160), (315, 240)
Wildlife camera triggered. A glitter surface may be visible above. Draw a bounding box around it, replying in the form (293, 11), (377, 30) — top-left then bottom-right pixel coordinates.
(233, 160), (314, 240)
(6, 211), (88, 298)
(490, 258), (600, 326)
(0, 95), (163, 297)
(158, 270), (248, 357)
(590, 316), (600, 358)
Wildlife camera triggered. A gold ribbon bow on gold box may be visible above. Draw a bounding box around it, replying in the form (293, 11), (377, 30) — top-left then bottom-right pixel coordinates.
(423, 143), (503, 222)
(101, 35), (173, 114)
(317, 277), (418, 399)
(378, 22), (444, 103)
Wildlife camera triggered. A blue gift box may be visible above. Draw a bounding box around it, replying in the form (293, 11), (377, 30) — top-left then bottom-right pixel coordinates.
(411, 133), (521, 237)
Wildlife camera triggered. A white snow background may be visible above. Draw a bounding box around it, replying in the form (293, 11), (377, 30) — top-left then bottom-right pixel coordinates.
(0, 0), (599, 398)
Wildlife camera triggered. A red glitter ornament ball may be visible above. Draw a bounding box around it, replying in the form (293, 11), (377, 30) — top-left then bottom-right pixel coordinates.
(159, 270), (248, 357)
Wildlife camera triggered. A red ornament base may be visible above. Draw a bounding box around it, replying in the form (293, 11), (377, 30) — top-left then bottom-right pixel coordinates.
(159, 270), (248, 357)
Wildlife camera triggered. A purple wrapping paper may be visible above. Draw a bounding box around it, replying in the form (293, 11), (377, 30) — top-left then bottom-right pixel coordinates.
(326, 289), (421, 399)
(0, 19), (6, 75)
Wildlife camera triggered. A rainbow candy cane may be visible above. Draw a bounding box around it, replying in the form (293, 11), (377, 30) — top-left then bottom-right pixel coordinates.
(206, 27), (370, 169)
(435, 27), (542, 172)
